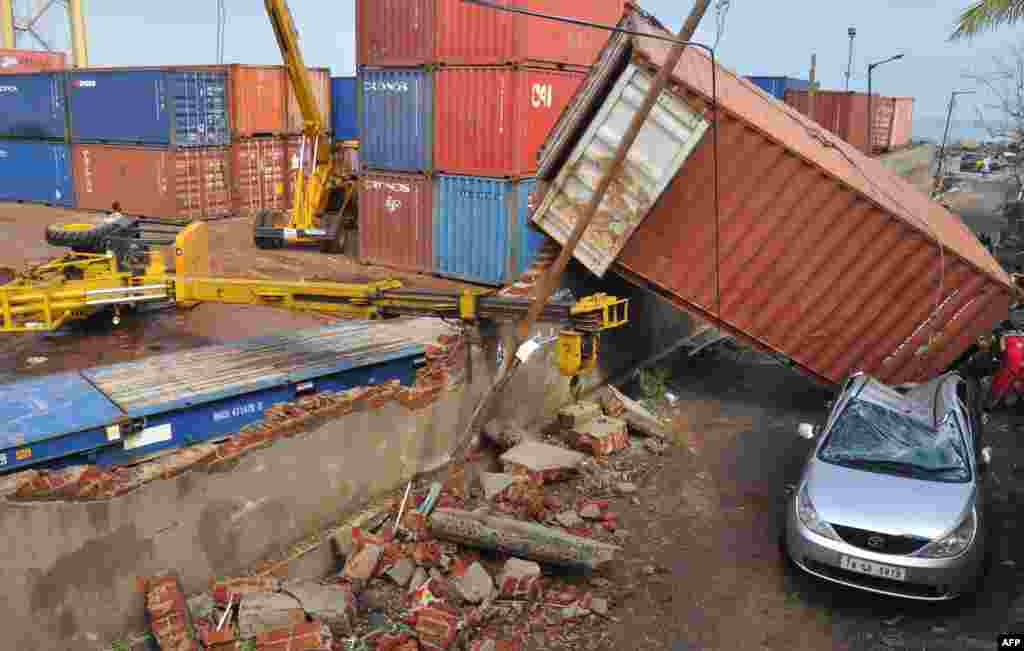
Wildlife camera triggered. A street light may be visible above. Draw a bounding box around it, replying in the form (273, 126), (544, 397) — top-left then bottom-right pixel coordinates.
(867, 54), (905, 154)
(934, 90), (976, 194)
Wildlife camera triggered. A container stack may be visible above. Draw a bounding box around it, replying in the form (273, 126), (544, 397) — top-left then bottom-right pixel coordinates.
(356, 0), (624, 285)
(783, 89), (914, 156)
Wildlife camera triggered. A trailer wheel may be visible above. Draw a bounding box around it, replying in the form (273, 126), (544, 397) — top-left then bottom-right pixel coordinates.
(45, 221), (122, 251)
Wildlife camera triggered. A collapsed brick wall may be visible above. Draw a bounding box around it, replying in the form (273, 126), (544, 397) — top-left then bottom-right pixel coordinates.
(3, 328), (470, 503)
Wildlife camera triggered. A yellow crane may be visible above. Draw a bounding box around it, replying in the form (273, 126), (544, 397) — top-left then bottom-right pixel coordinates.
(256, 0), (358, 253)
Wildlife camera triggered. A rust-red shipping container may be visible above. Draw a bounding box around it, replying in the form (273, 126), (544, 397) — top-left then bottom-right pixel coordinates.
(72, 143), (233, 220)
(784, 89), (874, 155)
(356, 0), (624, 67)
(0, 48), (66, 74)
(227, 65), (287, 137)
(232, 138), (289, 216)
(889, 97), (914, 149)
(286, 67), (331, 134)
(434, 66), (588, 177)
(534, 8), (1016, 387)
(872, 98), (894, 153)
(358, 171), (433, 273)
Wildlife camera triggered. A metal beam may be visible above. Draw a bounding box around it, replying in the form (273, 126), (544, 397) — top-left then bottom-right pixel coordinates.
(68, 0), (86, 67)
(0, 0), (14, 48)
(27, 0), (57, 28)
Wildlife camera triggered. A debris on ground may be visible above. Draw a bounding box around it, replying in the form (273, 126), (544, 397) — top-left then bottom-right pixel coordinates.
(601, 386), (670, 440)
(136, 385), (670, 650)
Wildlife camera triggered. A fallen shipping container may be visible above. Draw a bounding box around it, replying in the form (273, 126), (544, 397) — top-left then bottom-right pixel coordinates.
(358, 171), (434, 273)
(533, 7), (1016, 386)
(72, 143), (232, 220)
(67, 68), (230, 147)
(356, 0), (625, 67)
(0, 140), (74, 206)
(233, 137), (290, 216)
(0, 322), (425, 474)
(433, 174), (545, 286)
(360, 67), (433, 172)
(0, 48), (66, 74)
(0, 72), (68, 140)
(286, 67), (331, 135)
(332, 76), (358, 141)
(434, 66), (588, 177)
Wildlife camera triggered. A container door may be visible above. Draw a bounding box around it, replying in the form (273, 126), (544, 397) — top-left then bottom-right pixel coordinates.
(532, 63), (709, 277)
(360, 68), (432, 172)
(168, 70), (231, 147)
(68, 70), (170, 145)
(0, 141), (73, 206)
(0, 73), (66, 140)
(434, 175), (511, 286)
(515, 179), (547, 278)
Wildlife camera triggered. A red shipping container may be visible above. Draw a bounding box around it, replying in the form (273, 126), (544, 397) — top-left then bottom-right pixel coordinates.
(72, 143), (233, 220)
(286, 68), (331, 134)
(356, 0), (624, 67)
(358, 171), (433, 273)
(232, 138), (289, 216)
(0, 48), (66, 74)
(228, 65), (287, 137)
(434, 66), (588, 177)
(889, 97), (914, 149)
(784, 89), (875, 155)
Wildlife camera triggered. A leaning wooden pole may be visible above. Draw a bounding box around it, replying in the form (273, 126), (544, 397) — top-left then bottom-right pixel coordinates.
(447, 1), (713, 465)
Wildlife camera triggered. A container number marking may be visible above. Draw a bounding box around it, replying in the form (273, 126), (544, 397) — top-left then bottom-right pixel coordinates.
(384, 197), (402, 213)
(364, 80), (409, 93)
(15, 448), (31, 461)
(212, 401), (265, 423)
(0, 85), (18, 93)
(531, 83), (553, 108)
(74, 80), (96, 88)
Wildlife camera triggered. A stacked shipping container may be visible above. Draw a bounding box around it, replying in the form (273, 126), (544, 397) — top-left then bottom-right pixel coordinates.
(356, 0), (622, 284)
(0, 71), (72, 205)
(783, 89), (914, 155)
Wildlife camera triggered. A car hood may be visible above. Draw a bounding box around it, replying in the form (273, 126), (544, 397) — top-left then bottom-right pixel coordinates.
(805, 459), (974, 541)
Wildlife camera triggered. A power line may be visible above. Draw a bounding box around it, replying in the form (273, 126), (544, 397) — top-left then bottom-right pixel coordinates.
(713, 0), (731, 49)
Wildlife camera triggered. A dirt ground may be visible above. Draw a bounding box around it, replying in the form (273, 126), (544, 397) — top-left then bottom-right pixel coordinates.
(0, 203), (468, 380)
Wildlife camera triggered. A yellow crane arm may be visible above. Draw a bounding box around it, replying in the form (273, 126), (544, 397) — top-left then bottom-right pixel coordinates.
(264, 0), (324, 137)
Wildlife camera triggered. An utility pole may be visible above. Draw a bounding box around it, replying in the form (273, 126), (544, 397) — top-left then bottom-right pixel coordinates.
(845, 27), (856, 91)
(448, 0), (714, 465)
(867, 54), (904, 155)
(934, 90), (975, 195)
(809, 53), (817, 122)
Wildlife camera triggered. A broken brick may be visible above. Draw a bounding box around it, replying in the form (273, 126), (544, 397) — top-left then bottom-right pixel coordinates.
(377, 632), (419, 651)
(572, 416), (629, 456)
(412, 541), (442, 566)
(497, 558), (541, 599)
(209, 576), (281, 604)
(254, 621), (332, 651)
(143, 574), (200, 651)
(401, 510), (430, 539)
(416, 606), (460, 651)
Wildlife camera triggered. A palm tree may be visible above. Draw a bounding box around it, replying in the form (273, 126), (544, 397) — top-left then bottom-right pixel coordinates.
(951, 1), (1024, 40)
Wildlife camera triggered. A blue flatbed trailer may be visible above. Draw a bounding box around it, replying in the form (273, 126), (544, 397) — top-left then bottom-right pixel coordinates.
(0, 321), (426, 474)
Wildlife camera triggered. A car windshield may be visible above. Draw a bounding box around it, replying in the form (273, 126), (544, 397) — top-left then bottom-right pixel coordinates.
(818, 399), (970, 482)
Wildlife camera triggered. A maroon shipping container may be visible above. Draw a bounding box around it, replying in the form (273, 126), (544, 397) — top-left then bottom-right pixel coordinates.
(232, 138), (289, 216)
(356, 0), (624, 67)
(0, 48), (66, 74)
(227, 65), (287, 137)
(358, 171), (433, 273)
(890, 97), (914, 149)
(72, 143), (232, 220)
(286, 68), (331, 134)
(784, 89), (875, 155)
(535, 8), (1015, 387)
(434, 66), (588, 177)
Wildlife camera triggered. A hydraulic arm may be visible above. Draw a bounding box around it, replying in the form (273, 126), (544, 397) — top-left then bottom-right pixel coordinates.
(0, 221), (629, 384)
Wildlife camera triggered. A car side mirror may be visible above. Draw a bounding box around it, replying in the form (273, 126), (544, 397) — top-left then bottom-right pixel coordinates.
(981, 446), (993, 467)
(798, 423), (817, 440)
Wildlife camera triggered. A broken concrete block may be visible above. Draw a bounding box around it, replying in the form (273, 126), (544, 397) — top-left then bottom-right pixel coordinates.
(342, 543), (382, 582)
(387, 558), (416, 588)
(482, 419), (531, 450)
(500, 441), (584, 483)
(455, 562), (494, 604)
(429, 508), (621, 570)
(616, 482), (637, 494)
(558, 401), (603, 429)
(497, 558), (541, 599)
(330, 527), (356, 561)
(590, 597), (610, 616)
(605, 386), (669, 439)
(479, 473), (518, 501)
(599, 389), (626, 418)
(237, 591), (305, 639)
(555, 511), (584, 529)
(282, 581), (356, 634)
(572, 416), (629, 456)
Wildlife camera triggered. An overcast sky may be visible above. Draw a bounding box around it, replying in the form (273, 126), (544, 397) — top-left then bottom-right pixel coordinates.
(20, 1), (1021, 129)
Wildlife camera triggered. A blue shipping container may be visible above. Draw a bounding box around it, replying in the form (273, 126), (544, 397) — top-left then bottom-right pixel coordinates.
(433, 175), (545, 286)
(745, 76), (811, 101)
(360, 67), (432, 172)
(331, 76), (358, 141)
(0, 72), (68, 140)
(68, 69), (230, 146)
(0, 140), (75, 206)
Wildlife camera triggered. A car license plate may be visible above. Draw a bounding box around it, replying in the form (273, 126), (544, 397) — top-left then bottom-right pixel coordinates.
(840, 555), (907, 581)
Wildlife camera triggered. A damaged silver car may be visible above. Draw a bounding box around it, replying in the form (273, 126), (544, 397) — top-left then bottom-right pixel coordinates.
(785, 372), (993, 600)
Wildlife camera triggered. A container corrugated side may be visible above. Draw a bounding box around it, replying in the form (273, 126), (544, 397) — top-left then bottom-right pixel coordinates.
(515, 179), (548, 277)
(534, 9), (1015, 386)
(286, 67), (331, 134)
(890, 97), (914, 149)
(784, 89), (874, 155)
(0, 49), (66, 74)
(229, 65), (287, 137)
(358, 171), (433, 273)
(745, 76), (809, 101)
(357, 0), (434, 66)
(232, 138), (289, 216)
(68, 68), (230, 147)
(72, 144), (232, 220)
(0, 139), (74, 206)
(332, 77), (358, 141)
(360, 68), (432, 172)
(434, 174), (538, 285)
(0, 72), (67, 140)
(434, 66), (588, 177)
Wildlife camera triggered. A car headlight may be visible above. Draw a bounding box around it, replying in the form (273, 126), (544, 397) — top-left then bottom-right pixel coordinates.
(915, 506), (977, 559)
(797, 482), (840, 541)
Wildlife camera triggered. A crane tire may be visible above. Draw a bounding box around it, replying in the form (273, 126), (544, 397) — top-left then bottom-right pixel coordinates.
(45, 220), (121, 251)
